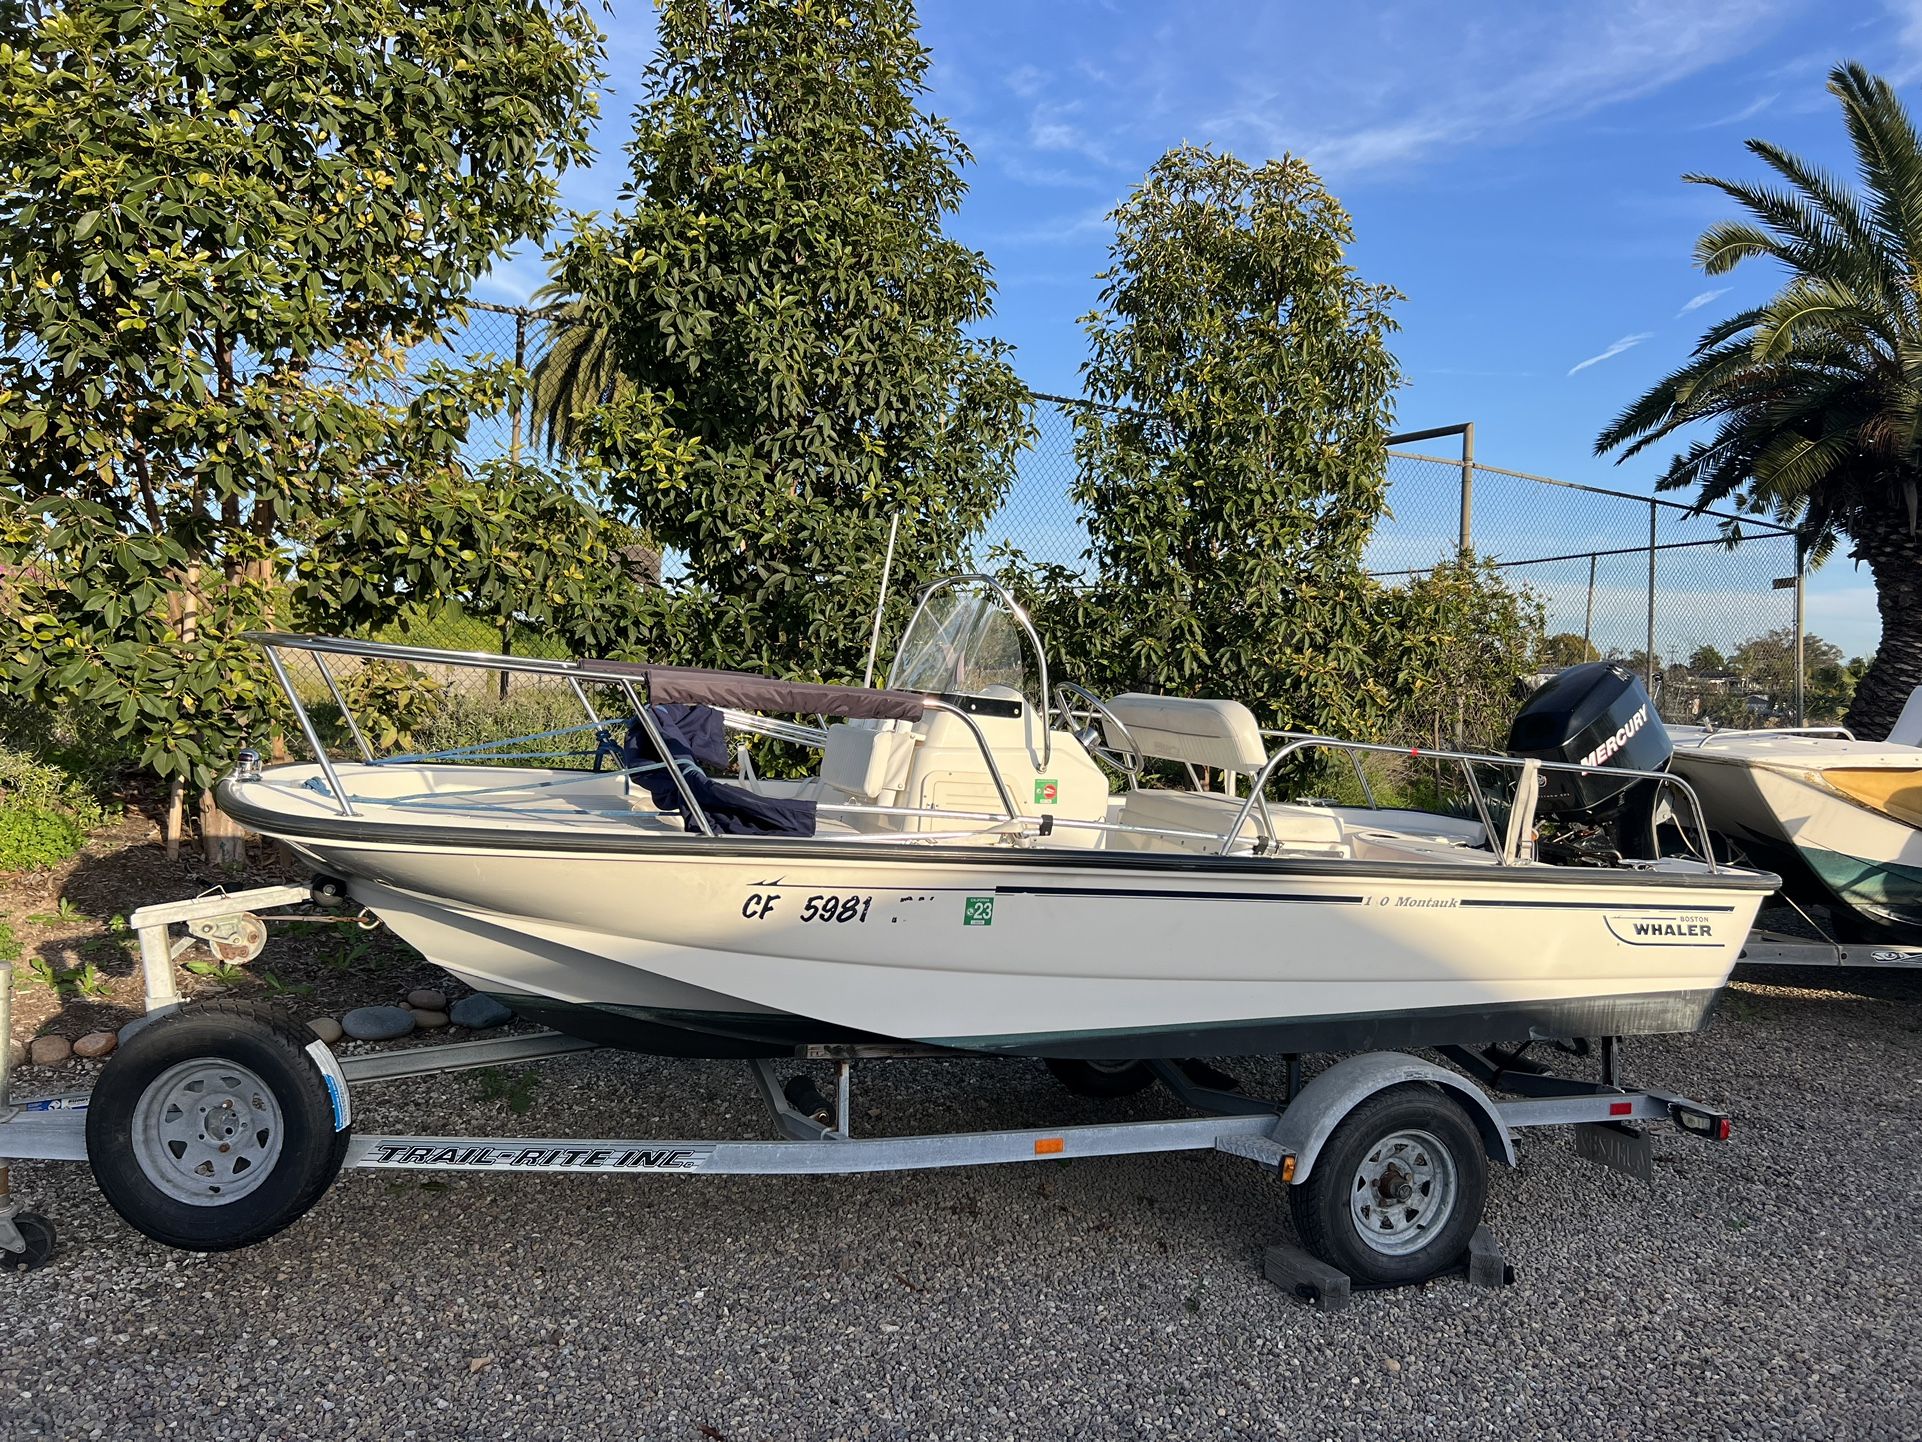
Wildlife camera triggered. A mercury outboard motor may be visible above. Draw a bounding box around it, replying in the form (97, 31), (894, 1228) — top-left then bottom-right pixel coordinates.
(1506, 663), (1672, 863)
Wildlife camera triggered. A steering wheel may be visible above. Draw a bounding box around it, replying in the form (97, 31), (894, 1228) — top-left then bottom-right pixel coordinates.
(1053, 682), (1145, 778)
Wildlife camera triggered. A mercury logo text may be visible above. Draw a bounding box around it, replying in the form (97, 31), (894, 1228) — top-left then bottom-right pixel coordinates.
(1578, 704), (1648, 768)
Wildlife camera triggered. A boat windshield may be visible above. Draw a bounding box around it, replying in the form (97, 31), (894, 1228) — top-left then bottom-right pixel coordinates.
(888, 582), (1041, 711)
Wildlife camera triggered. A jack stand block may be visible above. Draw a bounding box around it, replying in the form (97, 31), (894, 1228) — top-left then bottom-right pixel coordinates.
(1467, 1224), (1515, 1289)
(1263, 1242), (1350, 1311)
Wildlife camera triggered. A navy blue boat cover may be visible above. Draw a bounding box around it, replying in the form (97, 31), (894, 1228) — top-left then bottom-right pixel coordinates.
(621, 704), (818, 837)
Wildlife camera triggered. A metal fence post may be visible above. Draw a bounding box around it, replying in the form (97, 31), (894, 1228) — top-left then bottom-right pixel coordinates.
(1583, 553), (1597, 658)
(1793, 544), (1807, 725)
(1458, 422), (1474, 557)
(500, 307), (529, 699)
(1645, 500), (1658, 698)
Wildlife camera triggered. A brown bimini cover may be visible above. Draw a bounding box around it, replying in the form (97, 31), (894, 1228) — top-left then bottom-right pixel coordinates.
(589, 661), (927, 722)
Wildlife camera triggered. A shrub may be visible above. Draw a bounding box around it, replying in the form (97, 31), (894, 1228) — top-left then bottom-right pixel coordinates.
(0, 747), (110, 831)
(0, 801), (88, 871)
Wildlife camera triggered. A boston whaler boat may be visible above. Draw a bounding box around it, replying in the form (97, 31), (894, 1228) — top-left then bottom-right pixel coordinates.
(0, 577), (1772, 1289)
(212, 577), (1776, 1063)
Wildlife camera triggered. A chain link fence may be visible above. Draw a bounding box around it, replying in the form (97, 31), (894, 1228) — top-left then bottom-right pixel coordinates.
(376, 305), (1815, 725)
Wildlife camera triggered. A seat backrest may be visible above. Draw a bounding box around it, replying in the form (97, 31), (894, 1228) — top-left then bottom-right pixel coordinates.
(1104, 693), (1268, 775)
(818, 719), (918, 804)
(1887, 686), (1922, 748)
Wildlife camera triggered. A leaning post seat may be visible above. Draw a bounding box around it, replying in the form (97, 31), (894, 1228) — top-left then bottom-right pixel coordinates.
(1101, 693), (1345, 856)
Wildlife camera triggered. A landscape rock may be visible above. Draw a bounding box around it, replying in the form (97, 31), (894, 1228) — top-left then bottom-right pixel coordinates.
(28, 1035), (72, 1067)
(406, 988), (448, 1012)
(449, 994), (514, 1030)
(73, 1031), (118, 1059)
(412, 1009), (449, 1030)
(7, 1036), (22, 1071)
(308, 1016), (344, 1045)
(341, 1005), (416, 1042)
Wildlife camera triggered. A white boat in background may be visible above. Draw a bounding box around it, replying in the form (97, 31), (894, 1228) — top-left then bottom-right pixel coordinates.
(1669, 724), (1922, 943)
(216, 577), (1776, 1060)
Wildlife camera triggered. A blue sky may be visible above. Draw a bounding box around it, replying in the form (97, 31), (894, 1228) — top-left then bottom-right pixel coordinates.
(479, 0), (1915, 663)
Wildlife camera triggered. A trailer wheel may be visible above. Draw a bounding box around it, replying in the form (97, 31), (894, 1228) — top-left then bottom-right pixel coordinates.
(85, 1002), (350, 1253)
(0, 1212), (56, 1273)
(1288, 1084), (1487, 1287)
(1044, 1058), (1155, 1099)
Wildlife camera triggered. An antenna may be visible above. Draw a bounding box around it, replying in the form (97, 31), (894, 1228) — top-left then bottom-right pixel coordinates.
(861, 512), (902, 688)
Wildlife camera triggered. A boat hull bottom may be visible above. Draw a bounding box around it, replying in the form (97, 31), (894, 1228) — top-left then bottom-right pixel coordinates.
(482, 988), (1724, 1061)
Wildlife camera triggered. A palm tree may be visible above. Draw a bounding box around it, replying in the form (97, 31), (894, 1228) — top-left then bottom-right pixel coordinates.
(1597, 62), (1922, 739)
(525, 280), (624, 460)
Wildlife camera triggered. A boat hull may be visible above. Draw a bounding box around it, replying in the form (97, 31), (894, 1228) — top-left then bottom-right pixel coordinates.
(1671, 745), (1922, 941)
(264, 823), (1765, 1060)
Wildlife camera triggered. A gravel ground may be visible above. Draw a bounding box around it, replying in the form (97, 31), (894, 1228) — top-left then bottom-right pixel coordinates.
(3, 965), (1918, 1441)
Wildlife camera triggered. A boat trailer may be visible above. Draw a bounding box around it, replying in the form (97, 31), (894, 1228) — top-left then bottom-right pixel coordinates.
(1, 885), (1736, 1304)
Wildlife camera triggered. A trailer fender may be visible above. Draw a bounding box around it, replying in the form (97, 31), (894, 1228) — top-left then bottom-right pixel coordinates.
(1273, 1053), (1516, 1183)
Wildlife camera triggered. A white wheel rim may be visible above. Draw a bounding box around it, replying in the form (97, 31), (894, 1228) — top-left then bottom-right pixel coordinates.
(1349, 1127), (1458, 1257)
(130, 1057), (286, 1206)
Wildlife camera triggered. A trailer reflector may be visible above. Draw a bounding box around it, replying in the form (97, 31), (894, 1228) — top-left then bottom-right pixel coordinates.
(1608, 1101), (1632, 1116)
(1034, 1137), (1064, 1155)
(1280, 1155), (1297, 1184)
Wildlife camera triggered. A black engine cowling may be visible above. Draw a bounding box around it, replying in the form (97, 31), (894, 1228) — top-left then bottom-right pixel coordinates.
(1506, 663), (1672, 859)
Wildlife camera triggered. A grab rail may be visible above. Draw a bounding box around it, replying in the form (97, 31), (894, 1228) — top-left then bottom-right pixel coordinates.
(1223, 733), (1720, 871)
(241, 632), (1028, 837)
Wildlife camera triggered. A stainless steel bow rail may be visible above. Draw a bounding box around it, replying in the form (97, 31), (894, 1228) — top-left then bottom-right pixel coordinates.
(1, 884), (1736, 1295)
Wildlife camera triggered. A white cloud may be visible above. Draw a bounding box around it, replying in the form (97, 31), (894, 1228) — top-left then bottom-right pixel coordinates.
(1568, 332), (1655, 376)
(1678, 287), (1731, 316)
(1181, 3), (1793, 178)
(1005, 64), (1047, 99)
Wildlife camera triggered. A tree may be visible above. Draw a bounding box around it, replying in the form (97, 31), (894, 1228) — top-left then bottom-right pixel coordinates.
(1377, 558), (1546, 752)
(1040, 145), (1402, 736)
(525, 281), (626, 461)
(1688, 644), (1727, 673)
(0, 0), (604, 857)
(551, 0), (1031, 682)
(1596, 62), (1922, 739)
(1731, 627), (1852, 721)
(1541, 632), (1600, 668)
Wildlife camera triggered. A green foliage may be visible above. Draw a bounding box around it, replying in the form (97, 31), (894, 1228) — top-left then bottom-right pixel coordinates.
(473, 1065), (540, 1115)
(1731, 628), (1854, 722)
(1542, 633), (1600, 668)
(553, 0), (1032, 682)
(1593, 63), (1922, 738)
(1689, 644), (1728, 673)
(24, 954), (109, 999)
(0, 747), (107, 831)
(1027, 145), (1402, 737)
(333, 661), (444, 754)
(1376, 557), (1546, 752)
(0, 921), (17, 963)
(0, 0), (606, 791)
(0, 800), (87, 870)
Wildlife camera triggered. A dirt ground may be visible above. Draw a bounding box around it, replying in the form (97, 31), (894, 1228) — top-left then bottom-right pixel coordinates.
(3, 793), (446, 1053)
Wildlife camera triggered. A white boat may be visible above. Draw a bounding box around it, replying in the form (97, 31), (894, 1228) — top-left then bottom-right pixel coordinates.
(1668, 725), (1922, 942)
(217, 578), (1776, 1060)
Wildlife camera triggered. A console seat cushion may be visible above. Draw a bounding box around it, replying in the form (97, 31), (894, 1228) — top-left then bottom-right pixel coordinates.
(1104, 694), (1268, 775)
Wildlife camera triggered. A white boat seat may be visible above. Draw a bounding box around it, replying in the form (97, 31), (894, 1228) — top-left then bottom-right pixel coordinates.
(1104, 693), (1268, 775)
(819, 719), (918, 805)
(1887, 686), (1922, 747)
(1111, 789), (1347, 857)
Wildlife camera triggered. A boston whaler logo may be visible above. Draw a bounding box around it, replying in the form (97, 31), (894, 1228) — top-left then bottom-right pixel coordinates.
(1578, 703), (1648, 768)
(1605, 912), (1719, 947)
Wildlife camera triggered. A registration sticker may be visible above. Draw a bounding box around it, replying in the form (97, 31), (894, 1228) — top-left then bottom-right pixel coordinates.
(963, 896), (995, 927)
(1034, 778), (1059, 805)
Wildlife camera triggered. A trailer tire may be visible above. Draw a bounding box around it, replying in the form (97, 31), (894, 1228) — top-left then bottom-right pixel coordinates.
(1044, 1058), (1155, 1099)
(85, 1002), (350, 1253)
(1287, 1083), (1486, 1288)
